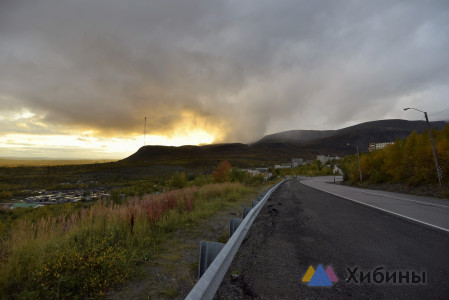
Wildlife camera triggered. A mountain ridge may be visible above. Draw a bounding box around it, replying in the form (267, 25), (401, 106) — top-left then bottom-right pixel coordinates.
(122, 119), (447, 166)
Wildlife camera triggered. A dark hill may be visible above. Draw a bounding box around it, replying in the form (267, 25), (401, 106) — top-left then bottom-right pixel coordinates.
(299, 119), (446, 154)
(122, 119), (447, 166)
(253, 130), (335, 145)
(122, 143), (257, 167)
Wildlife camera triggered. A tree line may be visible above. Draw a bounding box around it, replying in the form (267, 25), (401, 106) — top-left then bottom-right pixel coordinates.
(168, 160), (267, 189)
(340, 124), (449, 185)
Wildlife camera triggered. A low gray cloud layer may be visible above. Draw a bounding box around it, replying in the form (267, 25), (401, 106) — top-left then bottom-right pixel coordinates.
(1, 0), (449, 143)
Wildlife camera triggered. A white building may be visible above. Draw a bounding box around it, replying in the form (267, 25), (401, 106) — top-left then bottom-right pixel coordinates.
(292, 158), (304, 167)
(368, 142), (394, 152)
(275, 164), (292, 169)
(246, 169), (261, 176)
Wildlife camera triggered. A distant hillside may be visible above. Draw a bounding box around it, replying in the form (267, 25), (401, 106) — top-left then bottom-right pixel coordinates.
(254, 119), (446, 154)
(253, 130), (335, 145)
(122, 119), (447, 167)
(122, 143), (260, 168)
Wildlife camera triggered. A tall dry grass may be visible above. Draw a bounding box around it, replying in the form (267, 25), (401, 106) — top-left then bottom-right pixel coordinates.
(0, 182), (250, 298)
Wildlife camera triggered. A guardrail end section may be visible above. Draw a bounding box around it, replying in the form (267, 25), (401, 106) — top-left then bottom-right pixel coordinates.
(242, 206), (252, 219)
(229, 218), (243, 237)
(199, 241), (225, 279)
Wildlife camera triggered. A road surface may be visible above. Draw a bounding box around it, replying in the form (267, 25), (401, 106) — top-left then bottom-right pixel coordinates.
(302, 176), (449, 232)
(216, 179), (449, 299)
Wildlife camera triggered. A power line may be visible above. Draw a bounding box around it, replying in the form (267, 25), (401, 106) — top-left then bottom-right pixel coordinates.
(429, 107), (449, 117)
(405, 107), (449, 121)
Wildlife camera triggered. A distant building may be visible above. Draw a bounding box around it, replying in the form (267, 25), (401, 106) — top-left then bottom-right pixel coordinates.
(241, 168), (271, 181)
(292, 158), (304, 167)
(275, 164), (292, 169)
(246, 169), (261, 176)
(242, 168), (269, 176)
(368, 142), (394, 152)
(317, 155), (339, 164)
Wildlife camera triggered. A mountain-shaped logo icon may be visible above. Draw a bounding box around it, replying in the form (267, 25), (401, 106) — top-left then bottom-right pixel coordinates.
(302, 264), (338, 287)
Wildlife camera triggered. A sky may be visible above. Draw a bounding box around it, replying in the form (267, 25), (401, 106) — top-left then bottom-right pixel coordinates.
(1, 0), (449, 159)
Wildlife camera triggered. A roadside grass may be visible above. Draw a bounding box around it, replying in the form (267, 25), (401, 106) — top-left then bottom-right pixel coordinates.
(0, 182), (257, 299)
(0, 158), (115, 167)
(108, 182), (270, 299)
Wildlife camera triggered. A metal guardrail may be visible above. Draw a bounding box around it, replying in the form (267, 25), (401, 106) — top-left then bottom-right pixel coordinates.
(185, 180), (286, 300)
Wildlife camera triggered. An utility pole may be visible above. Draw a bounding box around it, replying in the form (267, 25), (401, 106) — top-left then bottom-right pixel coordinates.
(347, 143), (363, 183)
(357, 146), (363, 183)
(424, 112), (443, 185)
(404, 108), (443, 185)
(144, 117), (147, 146)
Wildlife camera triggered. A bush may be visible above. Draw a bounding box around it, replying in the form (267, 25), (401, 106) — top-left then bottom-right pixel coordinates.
(190, 174), (212, 187)
(212, 161), (231, 183)
(169, 172), (187, 189)
(35, 234), (129, 298)
(0, 191), (13, 199)
(229, 168), (247, 183)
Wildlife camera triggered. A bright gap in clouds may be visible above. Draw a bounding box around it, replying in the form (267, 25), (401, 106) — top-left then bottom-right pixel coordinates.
(0, 108), (220, 159)
(0, 131), (215, 159)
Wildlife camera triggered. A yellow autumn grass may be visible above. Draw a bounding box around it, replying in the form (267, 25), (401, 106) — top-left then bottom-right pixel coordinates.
(0, 182), (251, 298)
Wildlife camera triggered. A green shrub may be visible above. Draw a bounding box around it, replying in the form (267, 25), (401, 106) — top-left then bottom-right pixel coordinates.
(35, 234), (128, 298)
(169, 171), (187, 189)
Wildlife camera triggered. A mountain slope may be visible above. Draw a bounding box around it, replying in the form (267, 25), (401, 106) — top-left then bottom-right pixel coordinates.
(253, 130), (335, 145)
(122, 119), (447, 166)
(255, 119), (446, 153)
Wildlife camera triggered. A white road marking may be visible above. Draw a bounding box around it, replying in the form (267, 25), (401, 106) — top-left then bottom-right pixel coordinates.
(330, 185), (449, 209)
(302, 181), (449, 234)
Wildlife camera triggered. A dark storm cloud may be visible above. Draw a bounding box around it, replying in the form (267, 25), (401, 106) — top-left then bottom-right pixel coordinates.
(1, 0), (448, 142)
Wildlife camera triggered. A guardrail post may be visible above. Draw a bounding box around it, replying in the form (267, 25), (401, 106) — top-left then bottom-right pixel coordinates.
(252, 200), (258, 208)
(186, 180), (286, 300)
(199, 241), (225, 278)
(242, 206), (252, 219)
(229, 218), (243, 237)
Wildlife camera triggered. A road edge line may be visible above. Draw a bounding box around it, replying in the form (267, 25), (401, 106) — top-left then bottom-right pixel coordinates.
(301, 181), (449, 234)
(331, 185), (449, 210)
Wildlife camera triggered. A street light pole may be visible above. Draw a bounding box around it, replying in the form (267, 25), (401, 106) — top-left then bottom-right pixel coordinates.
(357, 146), (363, 183)
(347, 143), (363, 183)
(404, 108), (443, 185)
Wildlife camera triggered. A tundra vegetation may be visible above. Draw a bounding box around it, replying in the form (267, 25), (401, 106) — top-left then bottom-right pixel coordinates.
(0, 160), (271, 298)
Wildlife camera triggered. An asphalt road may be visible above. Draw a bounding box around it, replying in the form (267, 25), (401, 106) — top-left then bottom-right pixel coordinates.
(302, 176), (449, 232)
(216, 179), (449, 299)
